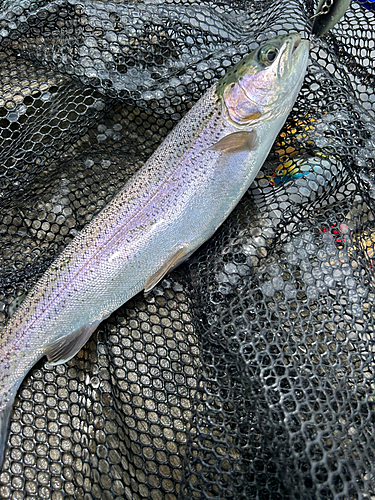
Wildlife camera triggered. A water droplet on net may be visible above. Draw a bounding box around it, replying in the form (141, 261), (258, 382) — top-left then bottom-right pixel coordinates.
(284, 283), (297, 299)
(261, 281), (275, 297)
(306, 285), (319, 300)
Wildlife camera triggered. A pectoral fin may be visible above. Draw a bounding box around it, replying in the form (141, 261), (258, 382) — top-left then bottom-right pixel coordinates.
(45, 320), (101, 365)
(210, 130), (257, 154)
(144, 247), (187, 293)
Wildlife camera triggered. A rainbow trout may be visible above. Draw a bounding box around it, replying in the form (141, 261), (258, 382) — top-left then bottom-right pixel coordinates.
(0, 33), (309, 465)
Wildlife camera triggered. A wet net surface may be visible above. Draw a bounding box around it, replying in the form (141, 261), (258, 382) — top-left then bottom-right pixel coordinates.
(0, 0), (374, 498)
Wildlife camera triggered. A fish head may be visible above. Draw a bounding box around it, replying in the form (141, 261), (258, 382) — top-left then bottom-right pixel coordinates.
(217, 33), (309, 126)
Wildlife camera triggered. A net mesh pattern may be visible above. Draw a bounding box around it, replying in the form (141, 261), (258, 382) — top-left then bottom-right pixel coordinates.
(0, 0), (374, 499)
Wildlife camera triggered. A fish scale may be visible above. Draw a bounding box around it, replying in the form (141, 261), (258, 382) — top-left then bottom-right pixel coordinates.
(0, 33), (309, 466)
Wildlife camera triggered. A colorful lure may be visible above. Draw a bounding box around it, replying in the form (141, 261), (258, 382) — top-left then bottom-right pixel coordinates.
(267, 115), (318, 186)
(267, 158), (307, 185)
(267, 156), (329, 186)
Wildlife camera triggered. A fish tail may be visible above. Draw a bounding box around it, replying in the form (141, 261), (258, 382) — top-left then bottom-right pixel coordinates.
(0, 389), (18, 467)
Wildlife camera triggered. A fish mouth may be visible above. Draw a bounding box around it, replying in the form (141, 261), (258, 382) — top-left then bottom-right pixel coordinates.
(290, 33), (303, 59)
(288, 33), (309, 71)
(277, 33), (309, 81)
(293, 34), (302, 52)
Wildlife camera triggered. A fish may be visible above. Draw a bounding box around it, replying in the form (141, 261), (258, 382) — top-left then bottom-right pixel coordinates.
(0, 33), (309, 466)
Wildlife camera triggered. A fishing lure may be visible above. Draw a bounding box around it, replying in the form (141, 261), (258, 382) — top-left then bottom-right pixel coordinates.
(312, 0), (374, 37)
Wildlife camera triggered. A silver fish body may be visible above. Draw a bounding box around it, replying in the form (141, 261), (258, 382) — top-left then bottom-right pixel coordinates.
(0, 33), (309, 465)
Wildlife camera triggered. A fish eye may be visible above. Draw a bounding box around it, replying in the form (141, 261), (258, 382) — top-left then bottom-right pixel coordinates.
(259, 46), (278, 66)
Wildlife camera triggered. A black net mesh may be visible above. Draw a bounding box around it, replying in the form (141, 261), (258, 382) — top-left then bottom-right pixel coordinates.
(0, 0), (375, 499)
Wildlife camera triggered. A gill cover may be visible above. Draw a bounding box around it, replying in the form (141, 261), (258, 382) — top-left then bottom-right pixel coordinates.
(216, 34), (300, 126)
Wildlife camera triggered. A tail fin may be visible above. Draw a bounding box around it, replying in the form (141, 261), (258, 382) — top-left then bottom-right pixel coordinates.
(0, 391), (17, 468)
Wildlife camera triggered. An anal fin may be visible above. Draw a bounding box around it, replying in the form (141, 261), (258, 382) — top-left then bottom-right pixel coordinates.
(144, 246), (187, 293)
(45, 320), (101, 366)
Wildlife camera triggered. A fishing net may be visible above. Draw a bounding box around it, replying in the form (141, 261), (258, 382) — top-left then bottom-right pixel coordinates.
(0, 0), (374, 498)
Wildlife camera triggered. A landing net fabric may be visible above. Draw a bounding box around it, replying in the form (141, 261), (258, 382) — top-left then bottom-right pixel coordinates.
(0, 0), (374, 498)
